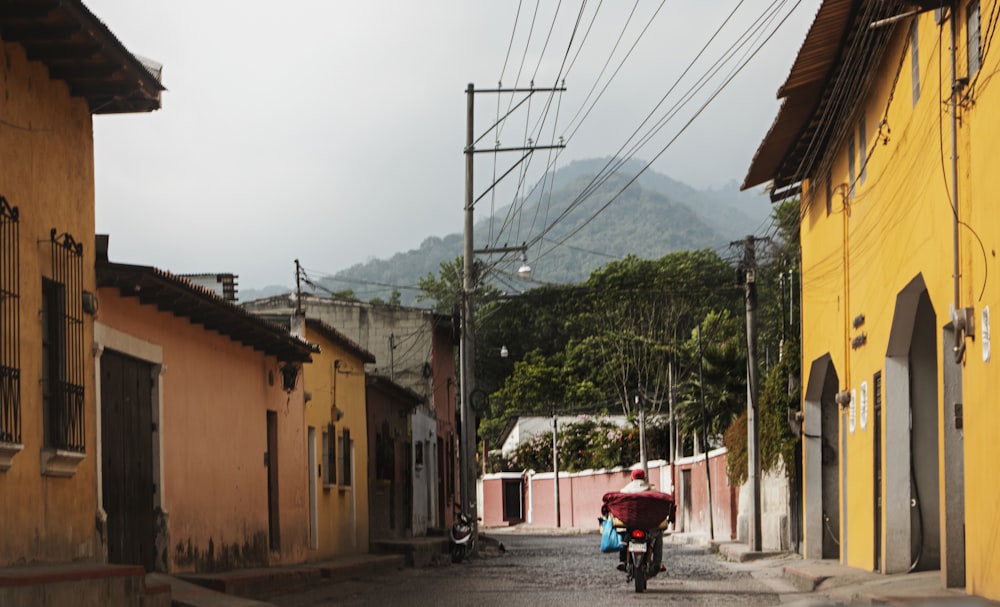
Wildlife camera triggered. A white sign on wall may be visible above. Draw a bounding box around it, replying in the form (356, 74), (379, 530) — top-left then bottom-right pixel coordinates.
(849, 389), (857, 433)
(983, 305), (991, 363)
(859, 381), (868, 431)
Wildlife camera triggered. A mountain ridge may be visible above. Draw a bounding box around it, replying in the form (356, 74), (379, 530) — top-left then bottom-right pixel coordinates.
(241, 158), (772, 304)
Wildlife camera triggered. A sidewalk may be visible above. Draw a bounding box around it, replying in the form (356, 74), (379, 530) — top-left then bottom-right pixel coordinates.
(148, 553), (406, 607)
(704, 536), (999, 606)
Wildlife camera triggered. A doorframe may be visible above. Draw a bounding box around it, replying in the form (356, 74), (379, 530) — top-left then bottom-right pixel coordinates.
(308, 426), (318, 551)
(93, 323), (166, 570)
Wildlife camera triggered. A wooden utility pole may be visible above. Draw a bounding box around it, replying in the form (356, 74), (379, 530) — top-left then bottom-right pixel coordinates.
(460, 82), (565, 548)
(552, 409), (560, 528)
(736, 235), (763, 552)
(697, 325), (715, 540)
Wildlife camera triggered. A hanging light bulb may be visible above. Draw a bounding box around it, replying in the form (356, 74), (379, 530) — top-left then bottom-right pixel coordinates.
(517, 252), (532, 279)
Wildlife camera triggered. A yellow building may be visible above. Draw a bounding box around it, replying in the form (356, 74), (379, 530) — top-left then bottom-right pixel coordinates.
(0, 1), (162, 570)
(745, 0), (999, 598)
(290, 315), (375, 559)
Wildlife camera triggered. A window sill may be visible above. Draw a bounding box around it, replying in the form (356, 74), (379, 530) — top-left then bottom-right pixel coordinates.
(0, 441), (24, 471)
(40, 448), (86, 477)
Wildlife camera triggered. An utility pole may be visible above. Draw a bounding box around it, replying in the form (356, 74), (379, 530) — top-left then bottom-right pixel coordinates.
(636, 393), (648, 477)
(552, 408), (560, 527)
(697, 325), (715, 540)
(734, 235), (763, 551)
(460, 82), (565, 548)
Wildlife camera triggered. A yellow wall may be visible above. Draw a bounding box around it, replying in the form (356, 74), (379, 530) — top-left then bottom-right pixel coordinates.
(302, 327), (370, 558)
(955, 0), (1000, 596)
(0, 40), (100, 565)
(800, 4), (1000, 596)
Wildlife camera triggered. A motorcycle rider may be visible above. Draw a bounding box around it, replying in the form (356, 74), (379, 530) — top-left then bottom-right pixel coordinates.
(617, 469), (664, 573)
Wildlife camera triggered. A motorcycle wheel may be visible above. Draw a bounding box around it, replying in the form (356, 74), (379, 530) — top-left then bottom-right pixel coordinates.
(632, 553), (646, 593)
(451, 543), (465, 563)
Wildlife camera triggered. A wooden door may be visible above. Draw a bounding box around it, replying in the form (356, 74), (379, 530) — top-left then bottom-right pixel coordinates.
(101, 350), (156, 571)
(266, 410), (280, 551)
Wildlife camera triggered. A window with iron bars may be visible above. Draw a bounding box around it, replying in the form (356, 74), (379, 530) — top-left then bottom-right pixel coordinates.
(0, 197), (20, 447)
(42, 230), (85, 452)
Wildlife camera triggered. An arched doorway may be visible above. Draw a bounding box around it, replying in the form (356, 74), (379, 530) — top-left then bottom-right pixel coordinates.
(884, 275), (941, 574)
(803, 354), (840, 560)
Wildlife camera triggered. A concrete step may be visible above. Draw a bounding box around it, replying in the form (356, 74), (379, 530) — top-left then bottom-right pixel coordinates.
(175, 553), (406, 602)
(0, 562), (149, 607)
(371, 537), (450, 568)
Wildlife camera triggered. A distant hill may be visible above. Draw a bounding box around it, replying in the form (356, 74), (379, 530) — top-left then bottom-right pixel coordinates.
(242, 158), (773, 305)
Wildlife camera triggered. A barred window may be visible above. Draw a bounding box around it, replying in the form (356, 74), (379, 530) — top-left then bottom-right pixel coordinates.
(375, 421), (394, 481)
(340, 427), (352, 488)
(322, 425), (336, 487)
(0, 197), (20, 448)
(43, 230), (85, 452)
(968, 1), (981, 77)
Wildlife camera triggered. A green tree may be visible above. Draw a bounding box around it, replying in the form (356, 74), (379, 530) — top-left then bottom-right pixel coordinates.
(674, 310), (747, 450)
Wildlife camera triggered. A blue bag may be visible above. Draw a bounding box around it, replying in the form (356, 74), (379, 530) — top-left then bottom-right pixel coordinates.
(600, 517), (621, 553)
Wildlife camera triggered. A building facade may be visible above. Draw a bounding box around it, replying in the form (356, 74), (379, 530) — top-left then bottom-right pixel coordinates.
(244, 294), (459, 533)
(744, 0), (999, 598)
(0, 2), (162, 569)
(97, 259), (315, 573)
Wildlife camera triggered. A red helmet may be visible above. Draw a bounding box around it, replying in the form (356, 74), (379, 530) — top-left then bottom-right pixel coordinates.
(631, 469), (646, 480)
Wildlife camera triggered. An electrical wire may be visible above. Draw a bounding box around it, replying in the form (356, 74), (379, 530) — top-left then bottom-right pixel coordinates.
(531, 2), (807, 264)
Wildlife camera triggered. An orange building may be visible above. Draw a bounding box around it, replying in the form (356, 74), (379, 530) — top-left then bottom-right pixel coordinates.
(0, 0), (162, 574)
(96, 254), (315, 573)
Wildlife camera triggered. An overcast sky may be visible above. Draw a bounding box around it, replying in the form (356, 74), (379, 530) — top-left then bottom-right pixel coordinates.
(87, 1), (820, 291)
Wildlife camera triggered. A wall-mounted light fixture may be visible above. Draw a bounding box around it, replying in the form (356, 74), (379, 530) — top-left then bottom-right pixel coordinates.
(500, 345), (509, 358)
(835, 390), (852, 409)
(82, 290), (99, 315)
(280, 362), (299, 392)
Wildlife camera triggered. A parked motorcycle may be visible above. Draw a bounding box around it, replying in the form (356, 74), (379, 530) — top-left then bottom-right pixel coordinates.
(449, 511), (475, 563)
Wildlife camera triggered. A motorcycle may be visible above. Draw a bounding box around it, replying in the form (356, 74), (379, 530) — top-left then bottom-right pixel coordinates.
(449, 511), (475, 563)
(618, 523), (660, 593)
(602, 490), (675, 593)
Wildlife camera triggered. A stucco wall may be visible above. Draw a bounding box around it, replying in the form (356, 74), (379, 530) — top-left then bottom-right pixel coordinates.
(484, 460), (709, 532)
(0, 40), (99, 566)
(96, 292), (309, 572)
(796, 6), (1000, 597)
(302, 327), (369, 558)
(366, 382), (414, 540)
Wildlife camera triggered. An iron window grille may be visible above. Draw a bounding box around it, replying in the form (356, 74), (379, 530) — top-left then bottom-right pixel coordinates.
(339, 427), (352, 488)
(0, 197), (20, 445)
(43, 229), (85, 452)
(322, 424), (336, 487)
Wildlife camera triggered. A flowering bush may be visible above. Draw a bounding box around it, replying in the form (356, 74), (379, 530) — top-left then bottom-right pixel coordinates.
(488, 417), (670, 473)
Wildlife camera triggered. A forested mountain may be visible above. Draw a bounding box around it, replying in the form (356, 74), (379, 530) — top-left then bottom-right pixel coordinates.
(241, 158), (772, 304)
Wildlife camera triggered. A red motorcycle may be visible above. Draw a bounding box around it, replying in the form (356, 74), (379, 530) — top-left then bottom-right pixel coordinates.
(602, 491), (675, 593)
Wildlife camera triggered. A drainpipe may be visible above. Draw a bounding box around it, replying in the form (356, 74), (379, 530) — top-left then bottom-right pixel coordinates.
(949, 3), (967, 361)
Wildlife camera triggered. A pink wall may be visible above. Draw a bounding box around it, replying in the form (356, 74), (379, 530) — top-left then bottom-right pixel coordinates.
(482, 452), (735, 538)
(484, 464), (671, 531)
(98, 291), (310, 572)
(673, 450), (737, 540)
